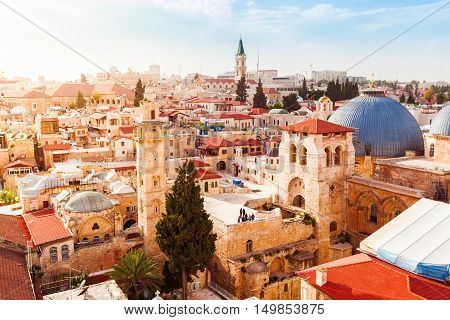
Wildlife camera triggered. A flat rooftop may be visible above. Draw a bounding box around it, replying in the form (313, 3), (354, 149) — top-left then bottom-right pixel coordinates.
(204, 177), (274, 226)
(376, 157), (450, 173)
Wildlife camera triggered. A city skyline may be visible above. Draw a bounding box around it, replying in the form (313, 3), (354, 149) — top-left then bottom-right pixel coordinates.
(0, 0), (449, 82)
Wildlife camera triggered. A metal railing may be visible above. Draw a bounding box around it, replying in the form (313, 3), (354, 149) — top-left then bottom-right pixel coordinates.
(208, 281), (237, 300)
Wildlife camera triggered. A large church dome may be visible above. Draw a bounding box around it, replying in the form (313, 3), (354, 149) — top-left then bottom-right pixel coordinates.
(430, 105), (450, 136)
(65, 191), (114, 213)
(329, 88), (424, 157)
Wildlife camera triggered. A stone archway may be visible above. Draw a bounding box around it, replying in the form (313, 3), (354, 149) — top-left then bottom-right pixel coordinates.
(293, 195), (306, 209)
(380, 196), (408, 225)
(269, 257), (286, 275)
(216, 161), (226, 171)
(123, 219), (137, 230)
(287, 177), (305, 207)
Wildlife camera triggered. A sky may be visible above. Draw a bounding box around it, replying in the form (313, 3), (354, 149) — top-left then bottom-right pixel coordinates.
(0, 0), (449, 82)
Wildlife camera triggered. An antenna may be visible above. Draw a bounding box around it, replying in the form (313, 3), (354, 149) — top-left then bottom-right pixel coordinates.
(257, 45), (260, 77)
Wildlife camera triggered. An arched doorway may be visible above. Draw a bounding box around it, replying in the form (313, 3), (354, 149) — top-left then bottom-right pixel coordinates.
(204, 181), (209, 193)
(123, 219), (136, 230)
(293, 195), (305, 209)
(269, 257), (285, 275)
(216, 161), (226, 171)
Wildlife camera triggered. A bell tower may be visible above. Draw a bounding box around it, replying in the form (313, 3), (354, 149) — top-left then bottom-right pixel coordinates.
(235, 37), (247, 81)
(136, 101), (166, 259)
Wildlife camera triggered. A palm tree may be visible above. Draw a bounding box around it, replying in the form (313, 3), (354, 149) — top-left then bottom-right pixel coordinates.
(110, 249), (162, 300)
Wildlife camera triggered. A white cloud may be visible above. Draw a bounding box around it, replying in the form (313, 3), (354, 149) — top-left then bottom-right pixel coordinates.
(143, 0), (234, 18)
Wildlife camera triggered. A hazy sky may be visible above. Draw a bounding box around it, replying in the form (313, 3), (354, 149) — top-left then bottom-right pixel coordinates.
(0, 0), (449, 82)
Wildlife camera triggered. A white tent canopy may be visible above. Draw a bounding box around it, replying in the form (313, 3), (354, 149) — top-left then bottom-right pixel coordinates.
(360, 198), (450, 282)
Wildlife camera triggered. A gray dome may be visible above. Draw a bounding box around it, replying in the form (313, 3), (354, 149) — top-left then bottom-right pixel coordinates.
(329, 91), (424, 157)
(65, 191), (114, 213)
(269, 108), (289, 114)
(246, 261), (268, 274)
(430, 105), (450, 136)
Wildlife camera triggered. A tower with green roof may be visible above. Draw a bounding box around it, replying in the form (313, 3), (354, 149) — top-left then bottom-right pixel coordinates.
(235, 37), (247, 81)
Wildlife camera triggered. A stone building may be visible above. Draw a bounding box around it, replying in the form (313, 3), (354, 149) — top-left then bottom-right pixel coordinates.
(136, 101), (167, 260)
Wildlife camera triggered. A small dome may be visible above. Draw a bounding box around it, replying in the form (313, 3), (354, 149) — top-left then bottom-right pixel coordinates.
(318, 96), (331, 104)
(65, 191), (114, 213)
(246, 261), (268, 274)
(268, 108), (289, 115)
(430, 105), (450, 136)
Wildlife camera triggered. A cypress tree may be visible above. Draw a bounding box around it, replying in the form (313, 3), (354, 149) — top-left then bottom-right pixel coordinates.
(407, 94), (415, 104)
(253, 79), (267, 108)
(235, 76), (248, 103)
(156, 161), (217, 300)
(399, 93), (406, 103)
(299, 78), (308, 99)
(76, 91), (86, 109)
(282, 93), (300, 112)
(134, 79), (144, 107)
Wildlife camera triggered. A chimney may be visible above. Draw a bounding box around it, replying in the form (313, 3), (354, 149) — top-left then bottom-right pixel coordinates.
(316, 268), (328, 287)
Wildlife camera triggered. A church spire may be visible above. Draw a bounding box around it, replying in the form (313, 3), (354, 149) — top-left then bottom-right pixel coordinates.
(237, 37), (245, 55)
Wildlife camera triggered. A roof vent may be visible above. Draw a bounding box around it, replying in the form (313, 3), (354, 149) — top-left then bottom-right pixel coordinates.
(316, 268), (328, 287)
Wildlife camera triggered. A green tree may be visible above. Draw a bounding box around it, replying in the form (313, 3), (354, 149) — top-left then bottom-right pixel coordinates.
(75, 91), (86, 109)
(407, 94), (415, 104)
(282, 93), (300, 112)
(109, 249), (162, 300)
(235, 76), (248, 103)
(270, 101), (283, 109)
(399, 93), (406, 103)
(299, 78), (308, 99)
(253, 79), (267, 108)
(0, 190), (17, 206)
(308, 89), (325, 101)
(436, 92), (445, 104)
(134, 79), (144, 107)
(424, 88), (434, 103)
(161, 261), (192, 299)
(92, 91), (101, 104)
(156, 161), (217, 300)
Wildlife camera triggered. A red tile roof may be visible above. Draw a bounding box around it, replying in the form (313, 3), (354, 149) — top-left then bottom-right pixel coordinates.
(297, 253), (450, 300)
(119, 126), (134, 134)
(0, 247), (35, 300)
(199, 137), (234, 148)
(281, 119), (354, 134)
(42, 144), (71, 151)
(0, 214), (29, 247)
(191, 159), (210, 168)
(23, 208), (72, 246)
(4, 158), (37, 169)
(262, 88), (279, 94)
(215, 113), (254, 120)
(250, 107), (269, 115)
(196, 168), (222, 180)
(247, 138), (263, 146)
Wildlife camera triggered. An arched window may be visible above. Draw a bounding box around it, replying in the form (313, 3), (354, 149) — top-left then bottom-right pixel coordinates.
(50, 247), (57, 263)
(61, 245), (69, 261)
(82, 238), (89, 244)
(329, 221), (337, 232)
(334, 146), (342, 165)
(299, 146), (307, 165)
(204, 181), (209, 192)
(289, 145), (297, 163)
(395, 210), (402, 217)
(92, 223), (100, 230)
(104, 234), (110, 241)
(246, 240), (253, 253)
(370, 204), (378, 224)
(93, 236), (100, 243)
(325, 147), (332, 167)
(429, 143), (435, 157)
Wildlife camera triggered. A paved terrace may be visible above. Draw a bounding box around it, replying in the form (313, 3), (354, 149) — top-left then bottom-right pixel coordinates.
(204, 176), (274, 226)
